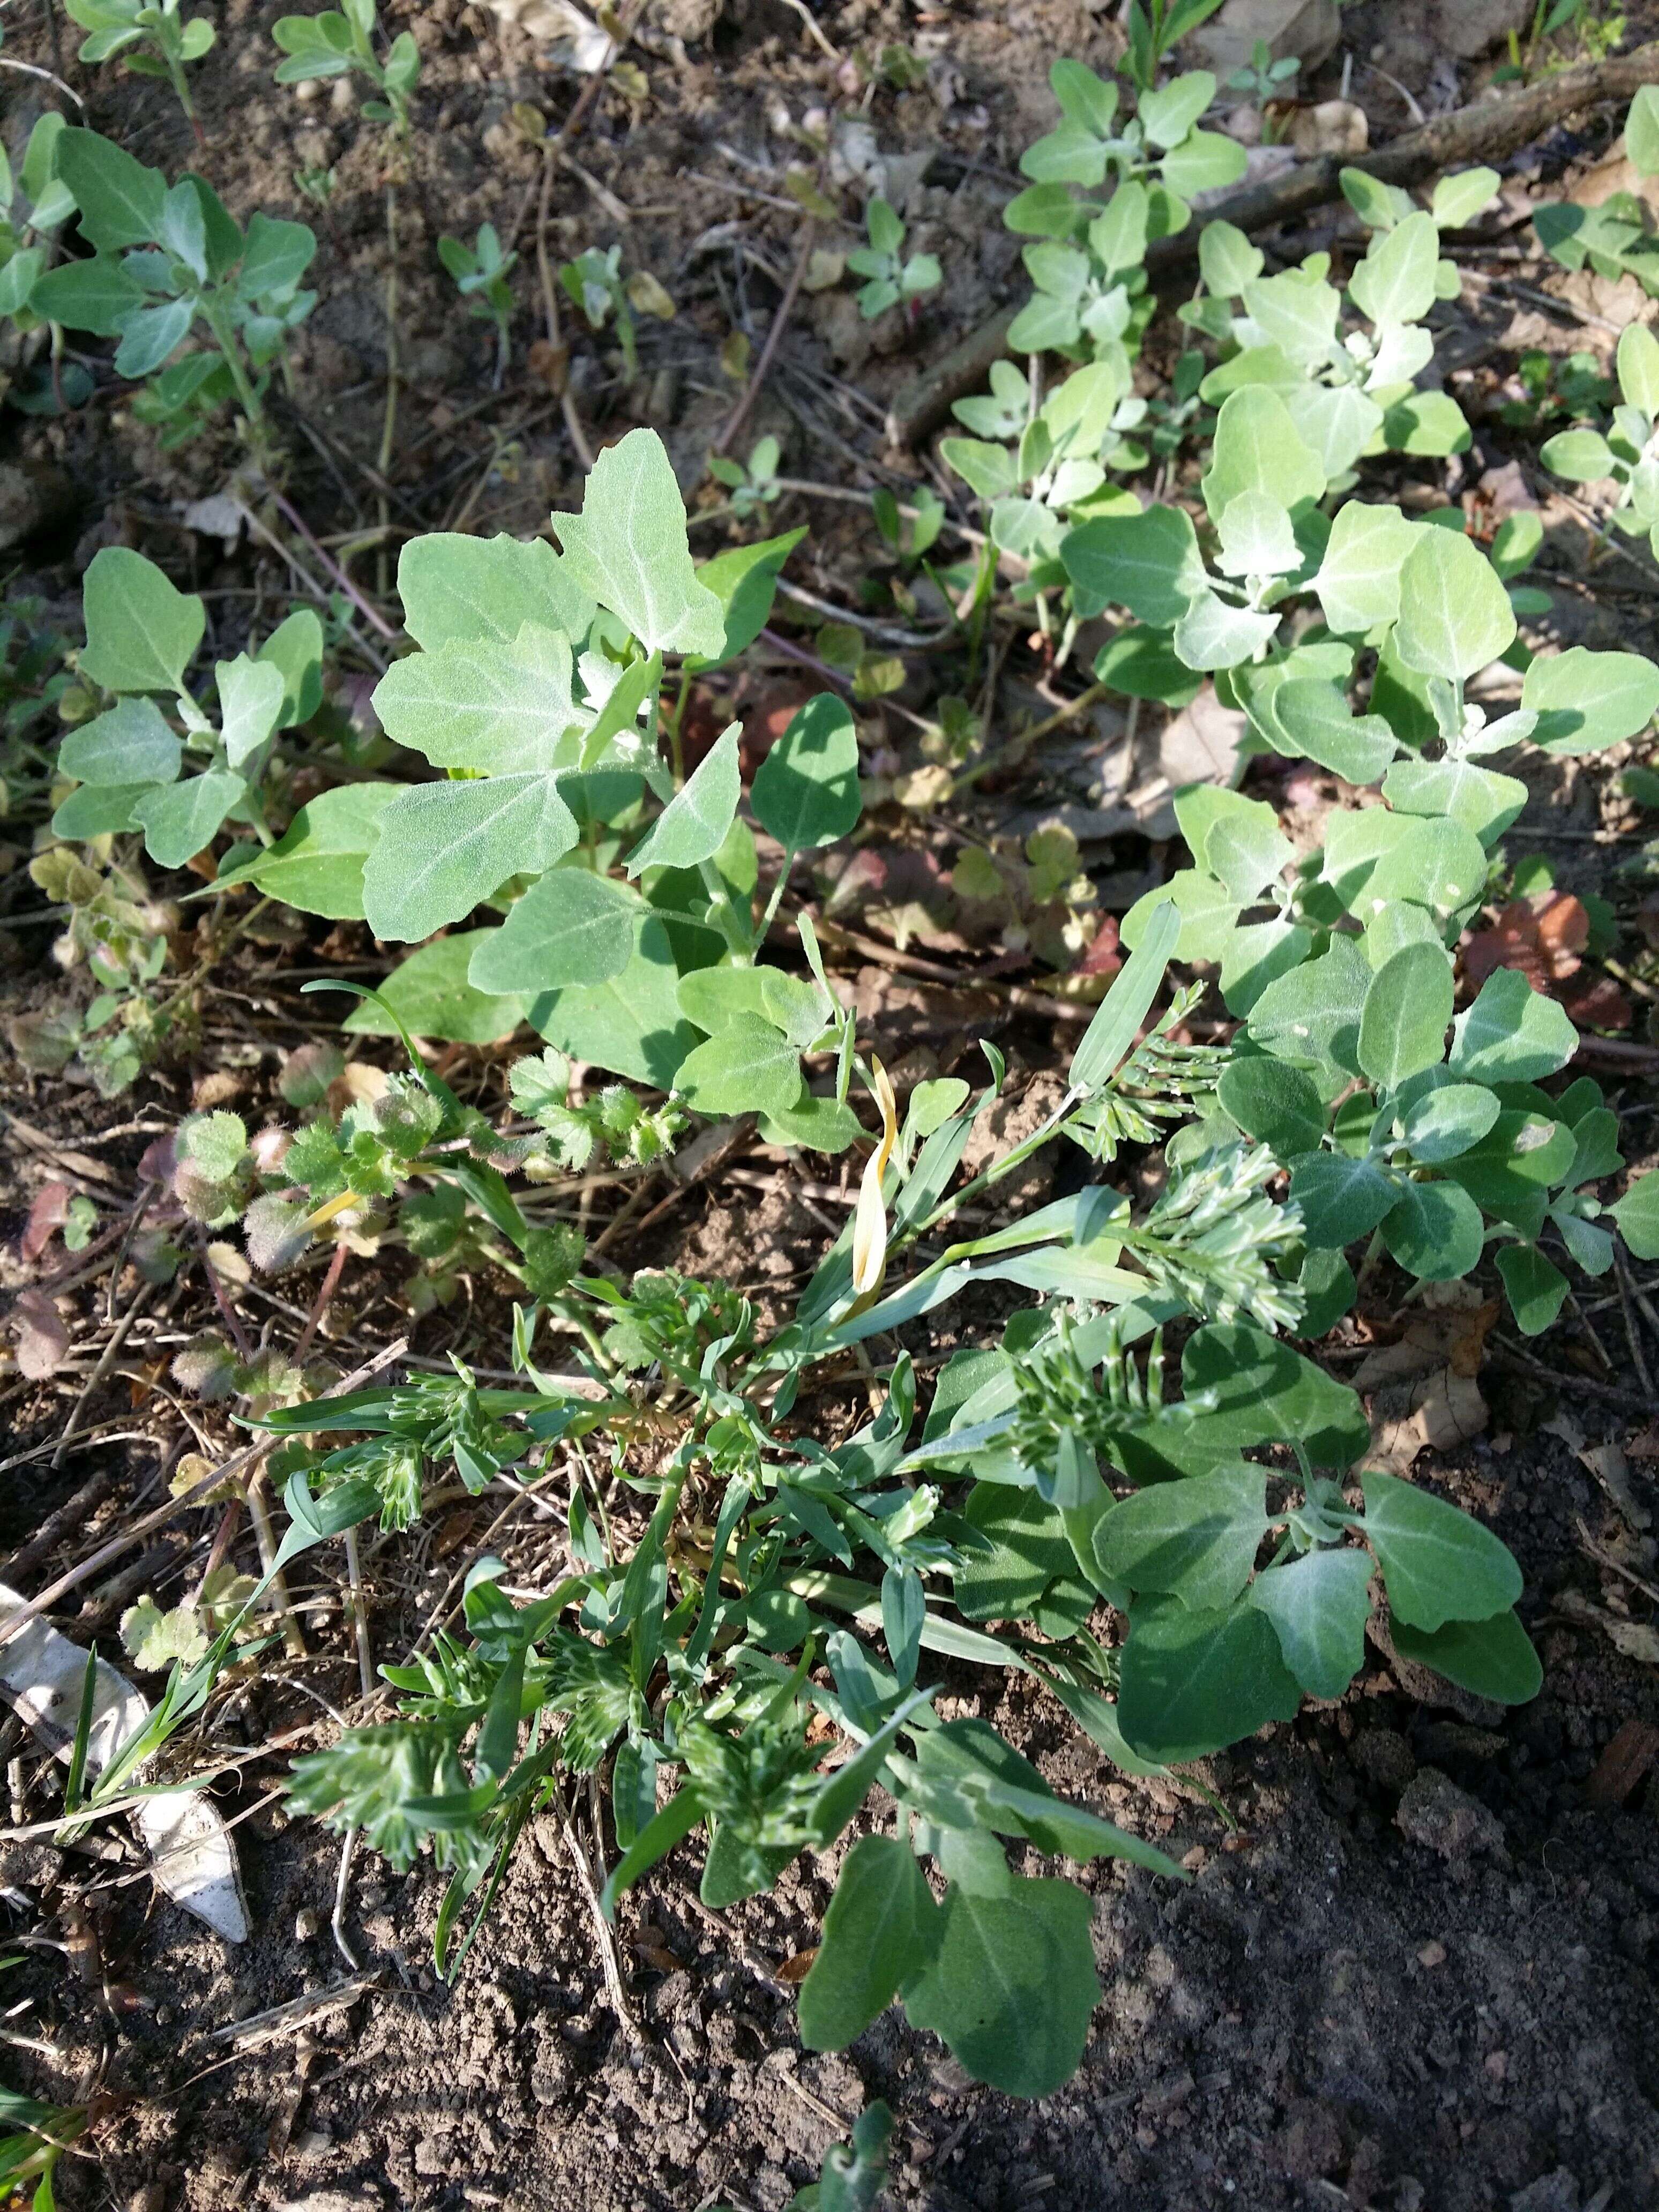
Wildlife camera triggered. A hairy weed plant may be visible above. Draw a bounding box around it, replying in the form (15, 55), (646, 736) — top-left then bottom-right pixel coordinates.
(63, 0), (215, 133)
(1534, 82), (1659, 291)
(846, 197), (939, 322)
(438, 223), (517, 387)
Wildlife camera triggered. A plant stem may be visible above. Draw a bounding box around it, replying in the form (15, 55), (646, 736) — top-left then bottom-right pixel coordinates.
(377, 183), (400, 601)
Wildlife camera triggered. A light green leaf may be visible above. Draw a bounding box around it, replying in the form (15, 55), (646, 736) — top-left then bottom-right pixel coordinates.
(1202, 799), (1292, 901)
(1612, 1169), (1659, 1260)
(132, 771), (244, 867)
(1138, 69), (1216, 150)
(1380, 1176), (1484, 1281)
(343, 933), (527, 1045)
(258, 608), (325, 728)
(1430, 167), (1499, 228)
(1382, 757), (1527, 846)
(1215, 490), (1300, 579)
(626, 723), (740, 876)
(362, 774), (579, 942)
(532, 917), (701, 1089)
(685, 527), (806, 672)
(54, 125), (165, 251)
(469, 868), (641, 994)
(1274, 679), (1397, 783)
(750, 694), (860, 854)
(371, 622), (585, 774)
(1521, 647), (1659, 755)
(674, 1012), (803, 1119)
(1159, 128), (1246, 200)
(1239, 268), (1341, 367)
(1362, 817), (1488, 925)
(1358, 942), (1452, 1089)
(219, 783), (400, 919)
(1348, 210), (1438, 326)
(1377, 389), (1470, 458)
(79, 547), (204, 695)
(52, 782), (146, 839)
(1070, 897), (1179, 1093)
(394, 532), (596, 652)
(552, 427), (726, 657)
(1116, 1320), (1369, 1484)
(1393, 529), (1515, 683)
(58, 696), (180, 786)
(1449, 967), (1578, 1083)
(798, 1836), (939, 2051)
(1400, 1082), (1500, 1164)
(901, 1877), (1100, 2101)
(1060, 504), (1207, 625)
(1360, 1468), (1522, 1630)
(215, 653), (286, 769)
(1388, 1610), (1541, 1705)
(1200, 386), (1325, 522)
(1617, 320), (1659, 415)
(1540, 425), (1616, 481)
(1296, 383), (1386, 480)
(1311, 500), (1416, 636)
(1197, 218), (1262, 296)
(1247, 936), (1370, 1084)
(1091, 1463), (1269, 1612)
(1629, 84), (1659, 175)
(1172, 589), (1280, 671)
(1117, 1595), (1301, 1762)
(1248, 1548), (1372, 1699)
(1289, 1150), (1399, 1249)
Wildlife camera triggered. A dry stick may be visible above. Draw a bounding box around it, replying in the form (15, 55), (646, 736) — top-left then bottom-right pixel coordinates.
(715, 221), (815, 459)
(0, 1337), (408, 1656)
(886, 40), (1659, 447)
(51, 1282), (154, 1472)
(535, 146), (594, 471)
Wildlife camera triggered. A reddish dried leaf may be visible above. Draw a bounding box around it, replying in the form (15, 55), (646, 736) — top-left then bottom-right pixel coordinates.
(21, 1183), (71, 1264)
(1560, 972), (1631, 1032)
(1587, 1720), (1659, 1806)
(10, 1290), (71, 1379)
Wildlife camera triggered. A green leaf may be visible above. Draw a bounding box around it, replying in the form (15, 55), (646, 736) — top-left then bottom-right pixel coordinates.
(1200, 386), (1325, 522)
(1069, 897), (1178, 1092)
(1359, 1469), (1521, 1631)
(1400, 1082), (1499, 1164)
(1617, 319), (1659, 414)
(1521, 648), (1659, 754)
(1138, 69), (1216, 150)
(798, 1836), (940, 2051)
(901, 1877), (1100, 2101)
(1449, 968), (1578, 1083)
(1060, 504), (1207, 625)
(1443, 1111), (1573, 1235)
(1362, 816), (1488, 926)
(1198, 218), (1262, 296)
(1289, 1150), (1399, 1249)
(552, 428), (726, 657)
(469, 868), (641, 994)
(1217, 1056), (1325, 1158)
(1247, 935), (1371, 1088)
(132, 771), (244, 867)
(1388, 1609), (1541, 1705)
(1272, 678), (1396, 783)
(1348, 210), (1439, 326)
(1380, 1177), (1484, 1281)
(1430, 167), (1499, 228)
(28, 253), (147, 334)
(258, 608), (325, 728)
(750, 694), (860, 854)
(1159, 128), (1246, 200)
(395, 532), (595, 652)
(236, 211), (314, 298)
(531, 917), (701, 1088)
(78, 547), (204, 694)
(626, 723), (740, 876)
(55, 125), (165, 250)
(221, 783), (400, 918)
(1358, 942), (1453, 1089)
(674, 1012), (802, 1119)
(1495, 1242), (1569, 1334)
(1309, 500), (1416, 634)
(1378, 390), (1470, 457)
(1382, 757), (1527, 846)
(1201, 795), (1292, 901)
(685, 528), (806, 672)
(1393, 529), (1515, 683)
(1117, 1595), (1301, 1761)
(58, 696), (180, 786)
(362, 774), (579, 942)
(215, 653), (286, 769)
(1172, 589), (1280, 671)
(1248, 1547), (1373, 1699)
(1612, 1169), (1659, 1259)
(1091, 1463), (1268, 1612)
(954, 1486), (1076, 1621)
(1092, 625), (1204, 706)
(372, 623), (585, 774)
(52, 782), (146, 839)
(1540, 425), (1616, 481)
(343, 933), (526, 1045)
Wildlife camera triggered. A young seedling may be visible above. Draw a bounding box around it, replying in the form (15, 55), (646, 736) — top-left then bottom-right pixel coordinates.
(558, 246), (674, 380)
(1118, 0), (1230, 92)
(1541, 321), (1659, 559)
(1225, 38), (1300, 138)
(272, 0), (420, 136)
(846, 196), (940, 320)
(63, 0), (215, 137)
(438, 223), (517, 387)
(707, 434), (783, 521)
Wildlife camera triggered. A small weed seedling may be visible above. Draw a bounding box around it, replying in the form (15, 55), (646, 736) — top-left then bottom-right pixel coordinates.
(272, 0), (420, 136)
(64, 0), (215, 132)
(1225, 39), (1299, 137)
(1534, 84), (1659, 291)
(708, 435), (784, 521)
(847, 196), (940, 320)
(557, 246), (675, 381)
(1541, 322), (1659, 558)
(439, 223), (518, 386)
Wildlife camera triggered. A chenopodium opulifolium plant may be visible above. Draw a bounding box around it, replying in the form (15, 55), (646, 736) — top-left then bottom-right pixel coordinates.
(358, 428), (866, 1152)
(64, 0), (216, 128)
(25, 128), (318, 445)
(1180, 163), (1500, 469)
(50, 548), (325, 862)
(263, 922), (1595, 2100)
(1058, 379), (1659, 1332)
(846, 195), (940, 320)
(1541, 320), (1659, 558)
(272, 0), (421, 136)
(1533, 84), (1659, 296)
(0, 113), (77, 377)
